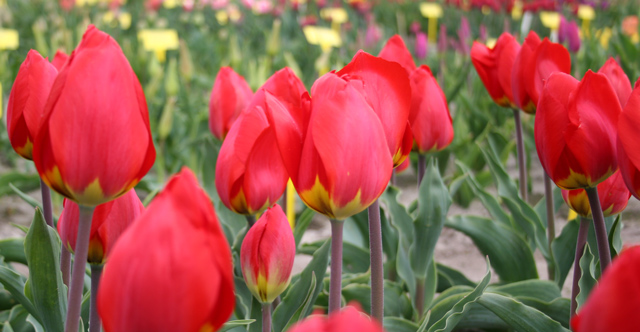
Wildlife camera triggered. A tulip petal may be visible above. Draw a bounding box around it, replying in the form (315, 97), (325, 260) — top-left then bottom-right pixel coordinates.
(598, 57), (632, 107)
(378, 34), (417, 74)
(511, 31), (541, 112)
(531, 39), (571, 106)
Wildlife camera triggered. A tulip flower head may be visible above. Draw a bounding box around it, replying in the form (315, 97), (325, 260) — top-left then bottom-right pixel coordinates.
(241, 204), (295, 303)
(471, 33), (520, 108)
(98, 168), (234, 332)
(208, 67), (253, 140)
(287, 305), (385, 332)
(598, 58), (632, 107)
(571, 246), (640, 332)
(535, 71), (621, 190)
(378, 35), (416, 74)
(7, 50), (58, 160)
(51, 50), (69, 71)
(617, 80), (640, 199)
(561, 170), (630, 218)
(57, 189), (144, 264)
(32, 25), (155, 207)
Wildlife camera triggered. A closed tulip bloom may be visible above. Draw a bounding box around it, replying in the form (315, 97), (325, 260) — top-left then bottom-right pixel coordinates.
(409, 65), (453, 153)
(6, 50), (58, 160)
(598, 58), (632, 107)
(287, 305), (385, 332)
(51, 50), (69, 71)
(511, 32), (571, 113)
(337, 51), (412, 167)
(98, 168), (234, 332)
(618, 80), (640, 199)
(241, 204), (295, 303)
(32, 26), (155, 207)
(57, 188), (143, 264)
(535, 71), (621, 190)
(561, 170), (630, 218)
(208, 67), (253, 140)
(471, 33), (520, 108)
(378, 35), (416, 74)
(571, 246), (640, 332)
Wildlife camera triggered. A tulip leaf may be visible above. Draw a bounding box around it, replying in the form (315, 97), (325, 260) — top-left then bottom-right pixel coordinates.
(24, 208), (66, 332)
(25, 315), (43, 332)
(446, 215), (538, 281)
(219, 319), (256, 332)
(427, 258), (491, 332)
(272, 240), (330, 331)
(518, 297), (571, 329)
(456, 161), (511, 226)
(0, 268), (38, 323)
(608, 214), (623, 258)
(6, 304), (32, 332)
(0, 239), (27, 265)
(586, 215), (617, 273)
(577, 243), (597, 311)
(341, 281), (413, 320)
(551, 219), (580, 288)
(436, 263), (475, 293)
(488, 280), (561, 302)
(234, 276), (253, 320)
(2, 322), (13, 332)
(293, 208), (315, 248)
(477, 293), (571, 332)
(0, 172), (40, 198)
(383, 317), (419, 332)
(411, 158), (451, 280)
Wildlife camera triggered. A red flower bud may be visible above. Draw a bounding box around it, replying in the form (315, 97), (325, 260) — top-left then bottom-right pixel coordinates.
(571, 246), (640, 332)
(208, 67), (253, 140)
(32, 25), (155, 206)
(241, 204), (295, 303)
(535, 71), (621, 190)
(7, 50), (58, 160)
(561, 170), (630, 218)
(471, 33), (520, 108)
(57, 189), (143, 264)
(287, 305), (385, 332)
(98, 168), (234, 332)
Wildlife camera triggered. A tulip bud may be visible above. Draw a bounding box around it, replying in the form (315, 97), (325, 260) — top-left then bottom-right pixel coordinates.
(241, 205), (295, 303)
(471, 32), (520, 108)
(288, 305), (386, 332)
(561, 170), (631, 218)
(7, 50), (58, 160)
(57, 189), (144, 264)
(208, 67), (253, 140)
(571, 246), (640, 332)
(98, 168), (235, 332)
(32, 25), (155, 206)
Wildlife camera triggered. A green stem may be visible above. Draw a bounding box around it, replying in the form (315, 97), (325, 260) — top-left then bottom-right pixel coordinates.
(585, 187), (611, 273)
(262, 303), (271, 332)
(89, 264), (103, 332)
(544, 174), (556, 280)
(329, 219), (344, 314)
(415, 278), (425, 317)
(570, 217), (589, 318)
(513, 109), (527, 201)
(246, 215), (256, 227)
(40, 179), (53, 227)
(418, 154), (426, 185)
(368, 199), (384, 322)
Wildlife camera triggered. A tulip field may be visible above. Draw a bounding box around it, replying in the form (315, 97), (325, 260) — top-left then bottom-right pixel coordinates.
(2, 0), (640, 331)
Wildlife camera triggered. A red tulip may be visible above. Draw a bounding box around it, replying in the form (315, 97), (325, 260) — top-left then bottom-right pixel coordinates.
(471, 33), (520, 108)
(598, 58), (632, 107)
(287, 305), (385, 332)
(267, 71), (392, 220)
(618, 80), (640, 199)
(535, 71), (621, 190)
(215, 68), (307, 215)
(241, 204), (295, 303)
(32, 25), (155, 207)
(571, 246), (640, 332)
(51, 50), (69, 71)
(561, 170), (630, 218)
(511, 31), (571, 113)
(98, 168), (234, 332)
(409, 65), (453, 153)
(57, 189), (143, 264)
(7, 50), (58, 160)
(395, 157), (410, 174)
(208, 67), (253, 140)
(378, 35), (416, 74)
(337, 51), (412, 167)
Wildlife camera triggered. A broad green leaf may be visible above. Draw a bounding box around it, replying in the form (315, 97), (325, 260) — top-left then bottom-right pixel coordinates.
(421, 260), (438, 313)
(436, 263), (475, 292)
(488, 280), (561, 303)
(577, 244), (597, 310)
(456, 162), (511, 226)
(24, 209), (66, 332)
(7, 305), (32, 332)
(293, 209), (315, 248)
(609, 214), (623, 257)
(427, 258), (491, 332)
(552, 219), (580, 288)
(342, 281), (412, 320)
(477, 293), (570, 332)
(7, 185), (59, 224)
(248, 297), (262, 332)
(518, 297), (571, 329)
(234, 276), (253, 320)
(383, 317), (418, 332)
(219, 320), (256, 332)
(0, 239), (27, 265)
(0, 268), (38, 322)
(446, 215), (538, 281)
(455, 303), (509, 330)
(0, 173), (40, 198)
(2, 322), (13, 332)
(25, 315), (43, 332)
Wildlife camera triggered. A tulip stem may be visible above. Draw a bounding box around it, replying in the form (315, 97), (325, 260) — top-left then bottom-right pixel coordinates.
(40, 179), (53, 227)
(570, 217), (589, 318)
(368, 199), (384, 322)
(544, 173), (556, 281)
(89, 264), (103, 332)
(418, 154), (426, 185)
(262, 303), (272, 332)
(329, 219), (344, 314)
(585, 187), (611, 273)
(391, 170), (397, 186)
(513, 109), (527, 201)
(61, 245), (71, 290)
(65, 205), (95, 332)
(246, 215), (255, 227)
(415, 278), (425, 318)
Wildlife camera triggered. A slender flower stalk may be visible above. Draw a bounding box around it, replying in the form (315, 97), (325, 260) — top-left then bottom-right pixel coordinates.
(585, 187), (611, 272)
(40, 180), (53, 227)
(570, 217), (589, 318)
(513, 109), (527, 201)
(368, 200), (384, 321)
(262, 304), (271, 332)
(246, 215), (255, 227)
(65, 206), (95, 332)
(329, 219), (344, 314)
(89, 264), (103, 332)
(418, 154), (426, 185)
(544, 174), (555, 280)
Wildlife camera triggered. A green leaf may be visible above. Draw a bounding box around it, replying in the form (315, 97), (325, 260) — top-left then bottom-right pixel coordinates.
(2, 322), (13, 332)
(7, 185), (58, 224)
(342, 281), (413, 320)
(427, 258), (491, 332)
(411, 159), (451, 280)
(609, 214), (623, 257)
(446, 215), (538, 281)
(293, 208), (315, 248)
(383, 317), (418, 332)
(7, 305), (32, 332)
(25, 315), (43, 332)
(518, 297), (571, 329)
(0, 268), (38, 322)
(272, 240), (330, 331)
(456, 161), (511, 226)
(436, 263), (475, 293)
(551, 219), (580, 288)
(219, 319), (256, 332)
(0, 173), (40, 198)
(0, 239), (27, 265)
(577, 243), (597, 310)
(24, 209), (66, 332)
(477, 293), (570, 332)
(488, 280), (561, 303)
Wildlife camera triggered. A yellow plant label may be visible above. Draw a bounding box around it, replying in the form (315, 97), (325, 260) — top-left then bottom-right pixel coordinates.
(511, 0), (523, 20)
(420, 2), (443, 19)
(320, 8), (348, 24)
(578, 5), (595, 21)
(163, 0), (181, 8)
(303, 26), (341, 52)
(540, 11), (561, 31)
(138, 29), (179, 62)
(0, 29), (19, 50)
